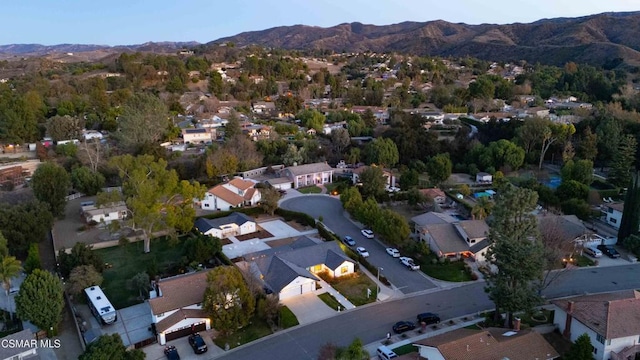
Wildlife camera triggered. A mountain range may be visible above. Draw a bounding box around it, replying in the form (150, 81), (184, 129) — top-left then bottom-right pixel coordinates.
(3, 12), (640, 67)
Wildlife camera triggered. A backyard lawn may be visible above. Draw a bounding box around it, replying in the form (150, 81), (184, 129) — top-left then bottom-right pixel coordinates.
(297, 185), (322, 194)
(419, 256), (474, 282)
(329, 272), (378, 306)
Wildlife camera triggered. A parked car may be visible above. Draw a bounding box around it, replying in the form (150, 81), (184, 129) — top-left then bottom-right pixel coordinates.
(164, 345), (180, 360)
(392, 321), (416, 334)
(356, 247), (370, 257)
(386, 248), (400, 258)
(342, 236), (356, 246)
(583, 247), (602, 258)
(416, 312), (441, 325)
(188, 333), (208, 354)
(361, 229), (374, 238)
(597, 244), (621, 258)
(399, 257), (420, 271)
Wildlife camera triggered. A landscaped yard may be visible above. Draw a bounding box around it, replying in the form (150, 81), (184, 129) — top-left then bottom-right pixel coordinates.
(213, 316), (272, 350)
(574, 254), (596, 267)
(328, 272), (378, 306)
(279, 306), (299, 328)
(391, 343), (418, 355)
(297, 185), (322, 194)
(318, 293), (341, 311)
(518, 309), (554, 327)
(418, 256), (474, 282)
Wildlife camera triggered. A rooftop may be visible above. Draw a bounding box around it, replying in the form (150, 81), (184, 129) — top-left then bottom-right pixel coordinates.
(284, 162), (333, 176)
(149, 271), (210, 315)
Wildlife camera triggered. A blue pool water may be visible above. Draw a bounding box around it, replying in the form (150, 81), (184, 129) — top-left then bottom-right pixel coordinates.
(543, 176), (561, 189)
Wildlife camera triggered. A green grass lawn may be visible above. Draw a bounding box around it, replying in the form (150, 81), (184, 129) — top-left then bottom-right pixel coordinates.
(329, 273), (378, 306)
(297, 185), (322, 194)
(318, 293), (341, 311)
(574, 255), (595, 267)
(324, 183), (340, 194)
(419, 256), (474, 282)
(213, 316), (272, 349)
(279, 306), (299, 328)
(95, 236), (189, 308)
(518, 309), (554, 327)
(391, 343), (418, 355)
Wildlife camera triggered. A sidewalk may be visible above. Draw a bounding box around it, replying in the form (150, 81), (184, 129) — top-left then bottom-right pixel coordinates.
(316, 279), (356, 310)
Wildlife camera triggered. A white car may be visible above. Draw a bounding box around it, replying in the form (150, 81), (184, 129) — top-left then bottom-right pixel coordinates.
(386, 248), (400, 258)
(361, 229), (374, 239)
(399, 257), (420, 271)
(356, 247), (370, 258)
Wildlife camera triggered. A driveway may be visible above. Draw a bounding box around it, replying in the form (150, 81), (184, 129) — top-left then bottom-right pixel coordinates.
(281, 293), (336, 325)
(280, 196), (437, 294)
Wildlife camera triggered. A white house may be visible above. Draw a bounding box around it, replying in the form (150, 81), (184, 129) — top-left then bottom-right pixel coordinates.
(476, 172), (493, 183)
(82, 130), (103, 141)
(200, 178), (261, 211)
(81, 201), (128, 225)
(243, 236), (355, 300)
(149, 271), (212, 345)
(552, 290), (640, 360)
(602, 202), (624, 229)
(182, 128), (215, 144)
(0, 329), (39, 360)
(280, 162), (333, 189)
(194, 212), (256, 239)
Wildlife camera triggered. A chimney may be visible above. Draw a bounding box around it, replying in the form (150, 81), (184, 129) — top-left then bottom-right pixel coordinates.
(513, 317), (521, 331)
(563, 301), (574, 338)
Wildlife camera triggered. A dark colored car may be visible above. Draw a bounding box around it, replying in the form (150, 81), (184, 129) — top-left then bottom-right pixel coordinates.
(164, 345), (180, 360)
(188, 333), (208, 354)
(597, 244), (621, 258)
(392, 321), (416, 334)
(417, 312), (441, 325)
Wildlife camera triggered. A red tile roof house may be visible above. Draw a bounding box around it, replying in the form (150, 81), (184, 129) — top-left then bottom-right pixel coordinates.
(552, 290), (640, 360)
(414, 327), (559, 360)
(420, 188), (447, 205)
(199, 177), (261, 211)
(149, 271), (212, 345)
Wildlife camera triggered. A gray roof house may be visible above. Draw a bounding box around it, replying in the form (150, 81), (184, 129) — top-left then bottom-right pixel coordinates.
(280, 162), (334, 189)
(194, 212), (257, 239)
(421, 219), (491, 262)
(243, 236), (356, 300)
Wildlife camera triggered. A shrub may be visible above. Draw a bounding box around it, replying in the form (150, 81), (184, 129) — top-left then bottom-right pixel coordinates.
(274, 208), (316, 227)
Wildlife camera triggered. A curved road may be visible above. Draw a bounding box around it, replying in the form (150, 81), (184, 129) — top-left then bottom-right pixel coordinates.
(281, 196), (437, 294)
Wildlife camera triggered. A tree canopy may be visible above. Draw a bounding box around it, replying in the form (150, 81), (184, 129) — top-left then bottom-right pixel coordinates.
(115, 92), (169, 151)
(363, 138), (399, 168)
(79, 334), (145, 360)
(15, 269), (64, 335)
(203, 266), (255, 336)
(31, 162), (71, 217)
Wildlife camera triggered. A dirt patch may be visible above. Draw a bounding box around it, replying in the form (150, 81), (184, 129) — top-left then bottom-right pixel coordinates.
(286, 220), (313, 232)
(382, 203), (425, 222)
(220, 238), (233, 245)
(266, 237), (301, 248)
(235, 228), (274, 241)
(543, 331), (572, 357)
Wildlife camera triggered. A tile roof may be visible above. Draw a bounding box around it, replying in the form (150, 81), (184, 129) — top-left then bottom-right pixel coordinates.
(208, 184), (244, 206)
(155, 308), (208, 333)
(416, 327), (559, 360)
(284, 162), (333, 176)
(243, 187), (257, 201)
(420, 188), (446, 198)
(412, 212), (457, 227)
(552, 290), (640, 339)
(194, 212), (255, 233)
(228, 177), (256, 191)
(149, 271), (210, 315)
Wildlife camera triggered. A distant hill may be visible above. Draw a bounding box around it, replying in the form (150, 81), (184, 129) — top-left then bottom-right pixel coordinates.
(211, 12), (640, 67)
(0, 41), (200, 57)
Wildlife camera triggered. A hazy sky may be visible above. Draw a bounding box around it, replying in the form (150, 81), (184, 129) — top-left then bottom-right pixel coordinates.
(2, 0), (639, 45)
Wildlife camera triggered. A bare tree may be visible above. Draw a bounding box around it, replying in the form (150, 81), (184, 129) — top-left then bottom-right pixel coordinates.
(78, 138), (104, 173)
(536, 214), (580, 293)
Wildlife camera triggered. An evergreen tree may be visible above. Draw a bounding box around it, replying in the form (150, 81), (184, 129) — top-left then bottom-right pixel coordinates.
(608, 134), (637, 187)
(618, 171), (640, 243)
(564, 333), (594, 360)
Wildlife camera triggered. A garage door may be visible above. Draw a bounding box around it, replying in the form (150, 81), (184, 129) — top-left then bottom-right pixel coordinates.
(279, 281), (315, 300)
(164, 322), (206, 342)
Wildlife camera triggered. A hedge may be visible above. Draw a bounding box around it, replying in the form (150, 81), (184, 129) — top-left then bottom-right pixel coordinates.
(200, 206), (265, 219)
(317, 222), (340, 242)
(274, 208), (316, 228)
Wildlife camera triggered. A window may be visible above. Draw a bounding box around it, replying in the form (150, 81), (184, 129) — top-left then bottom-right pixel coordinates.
(610, 218), (617, 224)
(592, 346), (597, 354)
(340, 266), (348, 274)
(596, 334), (605, 344)
(608, 207), (614, 213)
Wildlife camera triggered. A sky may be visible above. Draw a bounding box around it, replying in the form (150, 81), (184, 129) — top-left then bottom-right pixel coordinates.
(1, 0), (639, 46)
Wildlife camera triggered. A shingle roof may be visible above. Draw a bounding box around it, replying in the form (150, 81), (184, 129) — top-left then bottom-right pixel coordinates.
(260, 257), (317, 292)
(0, 329), (35, 359)
(425, 223), (469, 253)
(458, 220), (489, 239)
(207, 185), (244, 206)
(285, 162), (333, 176)
(155, 308), (208, 333)
(552, 290), (640, 339)
(416, 327), (559, 360)
(194, 212), (255, 233)
(149, 271), (210, 315)
(412, 212), (457, 227)
(420, 188), (446, 199)
(228, 177), (255, 191)
(537, 214), (590, 242)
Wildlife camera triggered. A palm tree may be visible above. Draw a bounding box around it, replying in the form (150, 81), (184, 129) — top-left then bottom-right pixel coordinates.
(471, 197), (494, 220)
(0, 256), (22, 295)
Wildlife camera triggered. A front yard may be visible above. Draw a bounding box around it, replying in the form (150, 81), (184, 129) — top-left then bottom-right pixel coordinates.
(212, 307), (299, 350)
(297, 185), (322, 194)
(321, 271), (378, 306)
(418, 256), (474, 282)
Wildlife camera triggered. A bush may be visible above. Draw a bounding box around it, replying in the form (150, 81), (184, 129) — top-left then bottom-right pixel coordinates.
(274, 208), (316, 227)
(317, 223), (340, 242)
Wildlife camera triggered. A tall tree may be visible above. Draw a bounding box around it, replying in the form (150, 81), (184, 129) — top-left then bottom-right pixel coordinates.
(618, 171), (640, 243)
(203, 266), (255, 336)
(79, 334), (145, 360)
(359, 166), (387, 200)
(363, 138), (399, 168)
(538, 121), (575, 169)
(564, 333), (595, 360)
(71, 166), (105, 196)
(608, 134), (637, 187)
(23, 243), (41, 275)
(259, 186), (280, 216)
(57, 242), (105, 278)
(15, 269), (64, 336)
(331, 128), (351, 157)
(46, 115), (84, 142)
(31, 162), (71, 217)
(561, 159), (594, 186)
(109, 155), (206, 252)
(115, 93), (169, 151)
(223, 111), (242, 140)
(66, 265), (103, 296)
(0, 254), (21, 295)
(426, 153), (453, 184)
(576, 127), (597, 161)
(596, 116), (622, 169)
(0, 202), (54, 258)
(485, 185), (545, 328)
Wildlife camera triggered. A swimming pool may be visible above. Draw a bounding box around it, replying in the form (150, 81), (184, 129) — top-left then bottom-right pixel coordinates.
(543, 176), (561, 189)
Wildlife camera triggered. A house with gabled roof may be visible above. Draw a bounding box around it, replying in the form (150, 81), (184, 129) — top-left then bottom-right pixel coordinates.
(242, 236), (355, 300)
(148, 271), (211, 345)
(194, 212), (256, 239)
(414, 327), (559, 360)
(199, 177), (261, 211)
(280, 162), (333, 189)
(419, 188), (447, 205)
(182, 128), (215, 144)
(411, 211), (457, 235)
(552, 290), (640, 360)
(420, 218), (491, 262)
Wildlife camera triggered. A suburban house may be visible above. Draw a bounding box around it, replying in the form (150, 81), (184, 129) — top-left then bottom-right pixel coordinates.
(552, 290), (640, 360)
(411, 211), (457, 235)
(265, 177), (293, 191)
(200, 177), (261, 211)
(194, 212), (257, 239)
(419, 188), (447, 205)
(242, 236), (355, 300)
(475, 172), (493, 184)
(414, 327), (559, 360)
(149, 271), (212, 345)
(421, 219), (491, 262)
(242, 124), (272, 141)
(252, 101), (276, 115)
(349, 165), (396, 188)
(601, 202), (624, 230)
(280, 162), (334, 189)
(182, 128), (215, 144)
(0, 329), (38, 359)
(81, 201), (128, 225)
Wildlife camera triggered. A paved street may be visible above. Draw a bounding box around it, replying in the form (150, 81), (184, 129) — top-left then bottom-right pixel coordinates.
(281, 196), (438, 294)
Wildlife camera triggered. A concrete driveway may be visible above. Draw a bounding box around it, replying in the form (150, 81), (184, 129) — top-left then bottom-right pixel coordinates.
(281, 292), (336, 325)
(258, 220), (301, 238)
(280, 196), (437, 294)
